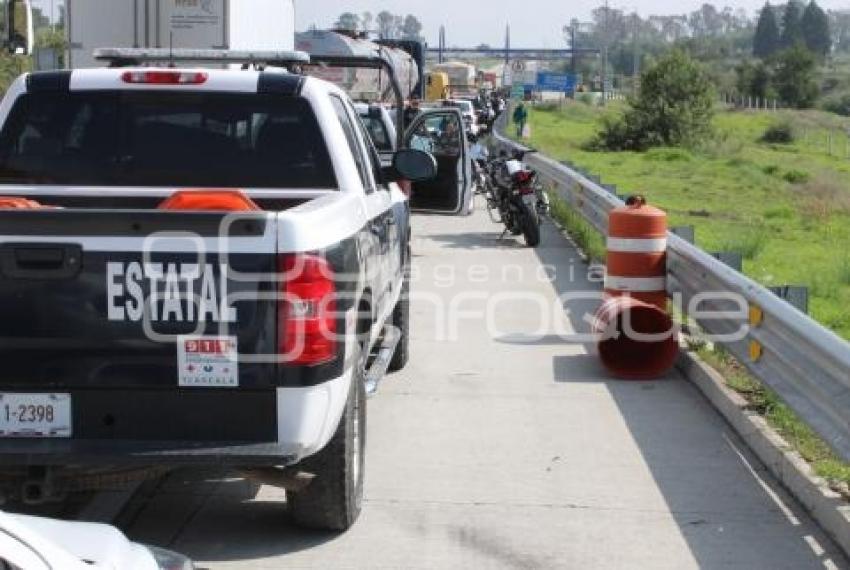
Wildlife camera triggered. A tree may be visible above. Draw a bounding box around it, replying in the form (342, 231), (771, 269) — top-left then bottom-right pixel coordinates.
(773, 43), (819, 107)
(401, 15), (423, 42)
(801, 1), (831, 58)
(334, 12), (360, 32)
(736, 59), (774, 99)
(753, 4), (780, 58)
(376, 11), (395, 39)
(594, 50), (715, 151)
(689, 3), (724, 38)
(361, 11), (374, 33)
(781, 1), (804, 48)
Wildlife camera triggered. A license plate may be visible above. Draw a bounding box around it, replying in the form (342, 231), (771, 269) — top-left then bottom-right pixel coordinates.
(0, 394), (72, 438)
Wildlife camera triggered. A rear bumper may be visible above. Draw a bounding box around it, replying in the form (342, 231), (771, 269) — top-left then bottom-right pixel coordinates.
(0, 371), (353, 468)
(0, 439), (301, 467)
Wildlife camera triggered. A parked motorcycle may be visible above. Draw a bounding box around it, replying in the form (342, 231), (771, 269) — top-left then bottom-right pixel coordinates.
(483, 150), (549, 248)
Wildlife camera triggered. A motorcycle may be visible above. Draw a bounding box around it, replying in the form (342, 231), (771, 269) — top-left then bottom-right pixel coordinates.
(483, 150), (549, 248)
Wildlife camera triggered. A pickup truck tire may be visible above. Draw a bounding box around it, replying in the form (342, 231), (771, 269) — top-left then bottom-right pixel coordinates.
(388, 267), (410, 372)
(287, 351), (366, 531)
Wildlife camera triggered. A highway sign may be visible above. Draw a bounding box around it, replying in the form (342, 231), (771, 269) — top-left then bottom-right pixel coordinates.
(511, 60), (526, 73)
(536, 72), (577, 94)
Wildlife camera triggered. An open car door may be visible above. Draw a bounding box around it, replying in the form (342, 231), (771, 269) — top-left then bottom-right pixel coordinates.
(403, 108), (473, 215)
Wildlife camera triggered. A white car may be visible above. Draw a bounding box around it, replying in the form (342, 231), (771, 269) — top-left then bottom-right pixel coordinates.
(0, 510), (193, 569)
(441, 99), (480, 136)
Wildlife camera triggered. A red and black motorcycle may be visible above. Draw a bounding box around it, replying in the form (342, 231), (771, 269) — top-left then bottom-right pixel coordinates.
(483, 150), (549, 248)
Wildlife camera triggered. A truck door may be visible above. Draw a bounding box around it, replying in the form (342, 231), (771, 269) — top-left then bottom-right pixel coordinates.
(330, 96), (393, 331)
(404, 109), (472, 215)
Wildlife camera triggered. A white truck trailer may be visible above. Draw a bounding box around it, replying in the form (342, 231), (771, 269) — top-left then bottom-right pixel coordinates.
(65, 0), (295, 68)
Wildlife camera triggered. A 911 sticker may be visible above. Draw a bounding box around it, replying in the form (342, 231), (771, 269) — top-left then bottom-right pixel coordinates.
(177, 336), (238, 388)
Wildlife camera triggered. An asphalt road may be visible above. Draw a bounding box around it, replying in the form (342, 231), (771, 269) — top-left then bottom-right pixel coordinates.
(117, 207), (846, 569)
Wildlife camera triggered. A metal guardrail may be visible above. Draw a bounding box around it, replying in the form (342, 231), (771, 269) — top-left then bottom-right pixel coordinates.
(492, 113), (850, 463)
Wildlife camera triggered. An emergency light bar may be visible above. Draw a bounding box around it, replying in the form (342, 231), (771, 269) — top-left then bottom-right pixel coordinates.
(93, 48), (311, 67)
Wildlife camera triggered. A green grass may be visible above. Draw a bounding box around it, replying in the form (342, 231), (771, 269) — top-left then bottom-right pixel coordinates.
(519, 101), (850, 341)
(549, 195), (606, 262)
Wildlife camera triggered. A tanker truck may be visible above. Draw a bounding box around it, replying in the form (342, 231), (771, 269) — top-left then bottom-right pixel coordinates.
(295, 29), (424, 103)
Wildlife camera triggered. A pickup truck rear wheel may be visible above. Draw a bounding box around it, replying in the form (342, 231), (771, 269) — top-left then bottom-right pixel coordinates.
(388, 266), (410, 372)
(287, 351), (366, 531)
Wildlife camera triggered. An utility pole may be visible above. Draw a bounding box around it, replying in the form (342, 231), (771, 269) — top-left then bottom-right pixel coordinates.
(438, 25), (445, 63)
(570, 24), (577, 76)
(505, 23), (511, 66)
(601, 0), (609, 106)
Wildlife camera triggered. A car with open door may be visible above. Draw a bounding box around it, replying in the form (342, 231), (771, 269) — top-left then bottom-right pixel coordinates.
(403, 107), (474, 215)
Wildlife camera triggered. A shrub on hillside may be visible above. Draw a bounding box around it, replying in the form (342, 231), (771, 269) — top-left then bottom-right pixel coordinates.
(592, 50), (715, 151)
(783, 169), (810, 184)
(821, 94), (850, 117)
(760, 121), (796, 143)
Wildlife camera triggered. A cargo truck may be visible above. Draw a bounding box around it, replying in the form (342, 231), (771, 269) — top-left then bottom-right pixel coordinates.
(65, 0), (295, 68)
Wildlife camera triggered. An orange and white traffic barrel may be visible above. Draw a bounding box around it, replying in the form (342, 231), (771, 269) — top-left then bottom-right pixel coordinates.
(593, 196), (677, 380)
(605, 196), (668, 310)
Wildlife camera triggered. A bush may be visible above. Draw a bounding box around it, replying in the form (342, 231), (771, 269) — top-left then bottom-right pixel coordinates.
(821, 93), (850, 117)
(760, 121), (796, 143)
(593, 50), (715, 151)
(783, 169), (810, 184)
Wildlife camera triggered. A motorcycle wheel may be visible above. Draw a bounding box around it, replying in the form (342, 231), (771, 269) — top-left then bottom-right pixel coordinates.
(518, 201), (541, 247)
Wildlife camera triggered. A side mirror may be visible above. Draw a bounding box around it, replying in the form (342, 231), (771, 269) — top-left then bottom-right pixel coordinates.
(386, 149), (437, 182)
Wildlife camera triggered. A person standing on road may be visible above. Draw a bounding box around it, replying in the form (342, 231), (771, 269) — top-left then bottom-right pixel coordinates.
(513, 102), (528, 138)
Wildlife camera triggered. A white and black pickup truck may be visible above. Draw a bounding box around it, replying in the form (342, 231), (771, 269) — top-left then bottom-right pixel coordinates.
(0, 49), (456, 531)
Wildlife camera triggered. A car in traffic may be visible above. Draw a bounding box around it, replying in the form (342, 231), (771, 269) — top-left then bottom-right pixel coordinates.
(439, 98), (480, 137)
(0, 510), (193, 569)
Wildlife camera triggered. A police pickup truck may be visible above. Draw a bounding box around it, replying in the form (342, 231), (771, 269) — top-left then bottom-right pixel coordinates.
(0, 49), (445, 531)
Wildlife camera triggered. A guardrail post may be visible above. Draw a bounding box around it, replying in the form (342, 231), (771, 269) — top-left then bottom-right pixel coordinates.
(768, 286), (810, 315)
(670, 226), (695, 245)
(710, 252), (743, 272)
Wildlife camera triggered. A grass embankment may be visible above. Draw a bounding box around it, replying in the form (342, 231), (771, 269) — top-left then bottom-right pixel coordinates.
(525, 102), (850, 341)
(521, 101), (850, 490)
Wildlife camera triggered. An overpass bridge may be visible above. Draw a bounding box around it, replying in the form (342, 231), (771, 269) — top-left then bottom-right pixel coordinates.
(427, 23), (600, 65)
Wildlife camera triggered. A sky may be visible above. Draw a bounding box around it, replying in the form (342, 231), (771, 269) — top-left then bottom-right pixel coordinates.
(296, 0), (850, 47)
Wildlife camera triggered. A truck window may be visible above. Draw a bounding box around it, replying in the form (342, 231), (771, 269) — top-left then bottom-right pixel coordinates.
(0, 91), (337, 189)
(330, 95), (375, 194)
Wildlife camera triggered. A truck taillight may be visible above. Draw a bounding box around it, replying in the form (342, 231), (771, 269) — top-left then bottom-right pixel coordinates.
(158, 190), (261, 211)
(122, 71), (208, 85)
(279, 254), (337, 366)
(0, 197), (46, 209)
